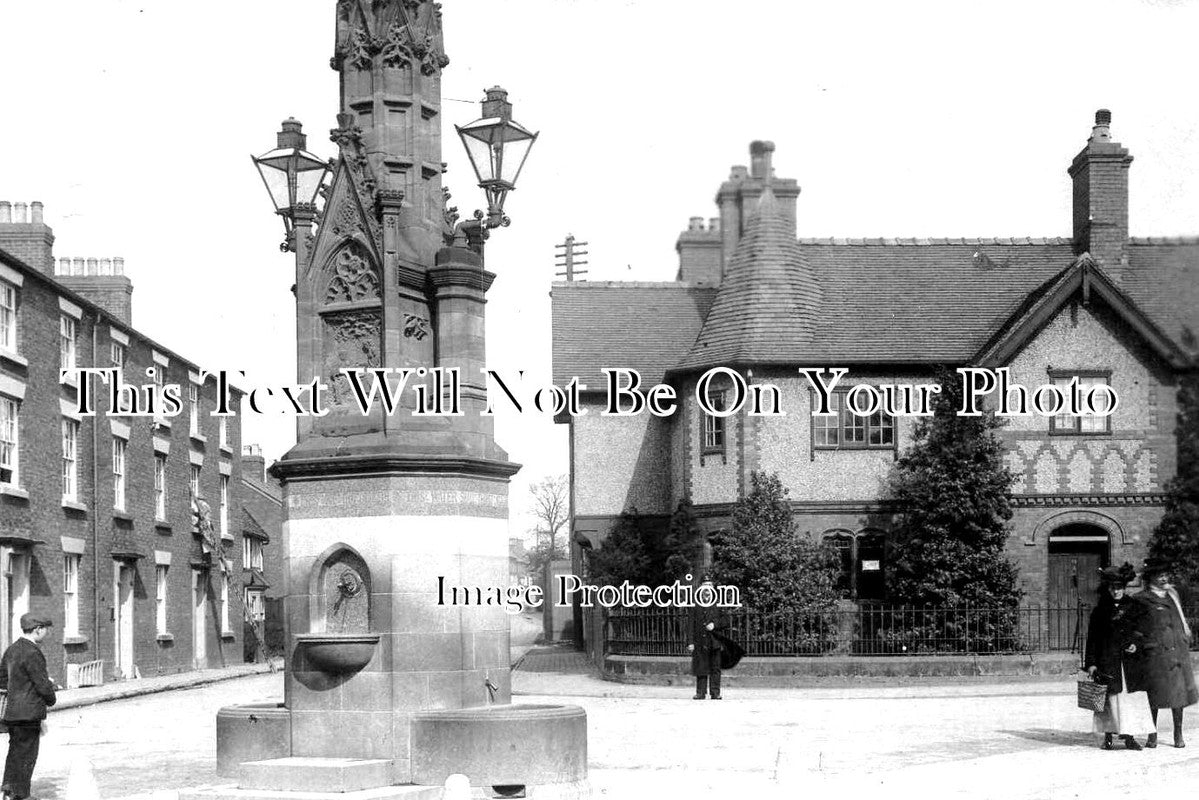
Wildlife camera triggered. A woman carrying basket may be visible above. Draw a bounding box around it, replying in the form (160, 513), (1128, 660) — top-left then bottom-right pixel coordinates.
(1084, 563), (1153, 750)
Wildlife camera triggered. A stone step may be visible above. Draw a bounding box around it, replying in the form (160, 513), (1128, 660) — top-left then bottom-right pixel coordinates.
(179, 784), (442, 800)
(238, 757), (394, 793)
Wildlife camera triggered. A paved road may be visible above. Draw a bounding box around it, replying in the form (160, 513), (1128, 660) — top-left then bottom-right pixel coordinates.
(24, 670), (1199, 800)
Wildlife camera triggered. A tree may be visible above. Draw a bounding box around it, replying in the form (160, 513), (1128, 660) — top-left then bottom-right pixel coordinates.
(526, 475), (569, 577)
(710, 472), (841, 614)
(587, 509), (655, 587)
(886, 368), (1022, 608)
(662, 498), (705, 583)
(1148, 374), (1199, 591)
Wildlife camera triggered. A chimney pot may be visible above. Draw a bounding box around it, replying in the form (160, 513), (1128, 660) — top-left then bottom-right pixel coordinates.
(730, 165), (749, 180)
(72, 258), (84, 276)
(688, 216), (704, 231)
(749, 140), (776, 181)
(100, 258), (113, 275)
(29, 201), (43, 224)
(1095, 109), (1112, 126)
(58, 258), (70, 275)
(113, 257), (125, 276)
(709, 217), (721, 232)
(0, 202), (10, 223)
(86, 258), (99, 276)
(13, 203), (27, 224)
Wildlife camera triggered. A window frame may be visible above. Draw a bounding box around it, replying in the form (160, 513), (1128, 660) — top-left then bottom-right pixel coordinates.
(154, 453), (168, 520)
(62, 418), (79, 501)
(59, 314), (77, 374)
(0, 282), (16, 353)
(112, 435), (128, 511)
(0, 396), (19, 486)
(1047, 370), (1113, 436)
(701, 389), (727, 458)
(219, 475), (229, 539)
(810, 388), (897, 455)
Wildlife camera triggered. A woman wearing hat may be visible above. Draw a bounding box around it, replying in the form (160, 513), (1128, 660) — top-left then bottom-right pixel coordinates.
(1084, 563), (1153, 749)
(1133, 558), (1197, 748)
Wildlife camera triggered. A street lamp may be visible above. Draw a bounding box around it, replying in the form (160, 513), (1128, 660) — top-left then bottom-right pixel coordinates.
(455, 86), (538, 231)
(252, 118), (330, 252)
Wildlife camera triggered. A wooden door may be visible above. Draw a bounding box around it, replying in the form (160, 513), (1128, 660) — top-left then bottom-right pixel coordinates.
(1048, 552), (1102, 651)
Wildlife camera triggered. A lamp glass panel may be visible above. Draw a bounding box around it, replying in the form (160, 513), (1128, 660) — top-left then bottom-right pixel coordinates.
(497, 134), (535, 186)
(461, 131), (498, 183)
(294, 165), (327, 206)
(255, 161), (292, 212)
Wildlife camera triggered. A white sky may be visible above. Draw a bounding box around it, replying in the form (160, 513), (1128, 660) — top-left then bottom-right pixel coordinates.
(2, 0), (1197, 538)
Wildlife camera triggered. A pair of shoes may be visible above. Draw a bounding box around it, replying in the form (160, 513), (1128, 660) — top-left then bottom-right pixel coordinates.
(1122, 736), (1143, 751)
(1146, 733), (1158, 749)
(692, 694), (705, 700)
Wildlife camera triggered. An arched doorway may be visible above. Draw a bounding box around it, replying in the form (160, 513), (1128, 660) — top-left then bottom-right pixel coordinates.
(1047, 523), (1110, 650)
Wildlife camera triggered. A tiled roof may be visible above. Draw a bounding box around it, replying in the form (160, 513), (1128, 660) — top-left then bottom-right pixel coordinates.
(551, 281), (717, 388)
(552, 236), (1198, 384)
(677, 190), (821, 370)
(241, 507), (269, 542)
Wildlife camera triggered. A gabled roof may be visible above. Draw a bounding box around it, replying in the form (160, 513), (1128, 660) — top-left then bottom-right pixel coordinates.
(974, 254), (1193, 368)
(676, 189), (820, 371)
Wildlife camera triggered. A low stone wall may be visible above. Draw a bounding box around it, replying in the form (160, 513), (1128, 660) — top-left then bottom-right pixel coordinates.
(603, 651), (1199, 683)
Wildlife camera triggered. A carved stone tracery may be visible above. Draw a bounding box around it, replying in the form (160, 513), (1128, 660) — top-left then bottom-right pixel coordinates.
(326, 247), (381, 303)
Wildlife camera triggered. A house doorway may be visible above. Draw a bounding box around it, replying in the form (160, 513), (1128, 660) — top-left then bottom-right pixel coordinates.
(193, 569), (208, 668)
(114, 562), (136, 679)
(2, 550), (30, 651)
(1047, 523), (1110, 651)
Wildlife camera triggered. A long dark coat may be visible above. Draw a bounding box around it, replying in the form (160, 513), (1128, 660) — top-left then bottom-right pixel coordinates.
(690, 605), (730, 677)
(0, 638), (57, 722)
(1084, 596), (1146, 694)
(1130, 588), (1198, 709)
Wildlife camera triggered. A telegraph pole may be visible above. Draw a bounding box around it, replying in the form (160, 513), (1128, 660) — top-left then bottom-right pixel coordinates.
(554, 234), (589, 281)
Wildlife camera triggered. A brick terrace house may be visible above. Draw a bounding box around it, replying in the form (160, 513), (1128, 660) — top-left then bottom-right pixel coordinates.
(240, 443), (283, 659)
(551, 111), (1199, 636)
(0, 200), (258, 681)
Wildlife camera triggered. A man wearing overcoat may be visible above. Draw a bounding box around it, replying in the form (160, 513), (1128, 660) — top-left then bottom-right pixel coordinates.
(0, 614), (57, 800)
(688, 577), (730, 700)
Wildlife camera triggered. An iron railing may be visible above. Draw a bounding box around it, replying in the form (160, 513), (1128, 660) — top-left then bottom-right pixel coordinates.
(605, 604), (1199, 657)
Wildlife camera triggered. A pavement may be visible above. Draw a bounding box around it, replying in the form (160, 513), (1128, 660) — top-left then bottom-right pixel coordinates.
(19, 617), (1199, 800)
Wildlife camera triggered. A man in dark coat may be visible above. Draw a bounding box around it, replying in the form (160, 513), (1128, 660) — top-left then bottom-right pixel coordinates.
(0, 614), (57, 800)
(1132, 559), (1197, 748)
(688, 578), (730, 700)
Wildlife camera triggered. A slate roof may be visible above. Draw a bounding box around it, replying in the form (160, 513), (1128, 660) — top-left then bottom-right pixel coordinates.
(241, 508), (270, 543)
(551, 281), (717, 388)
(551, 231), (1199, 385)
(676, 189), (821, 370)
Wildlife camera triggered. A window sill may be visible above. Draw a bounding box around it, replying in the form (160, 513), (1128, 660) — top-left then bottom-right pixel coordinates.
(63, 635), (88, 646)
(60, 372), (79, 388)
(155, 521), (172, 533)
(62, 499), (87, 513)
(156, 633), (175, 643)
(112, 509), (134, 522)
(0, 485), (30, 501)
(0, 349), (28, 369)
(220, 632), (236, 641)
(190, 432), (207, 445)
(219, 443), (233, 455)
(1047, 429), (1112, 437)
(153, 417), (172, 429)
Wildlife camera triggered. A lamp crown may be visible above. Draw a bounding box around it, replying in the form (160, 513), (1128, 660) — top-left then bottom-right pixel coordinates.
(278, 118), (307, 150)
(481, 86), (511, 121)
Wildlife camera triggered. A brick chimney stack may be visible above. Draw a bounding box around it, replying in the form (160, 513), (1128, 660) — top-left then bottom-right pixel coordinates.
(56, 253), (134, 325)
(1069, 109), (1133, 279)
(714, 141), (801, 275)
(0, 199), (56, 275)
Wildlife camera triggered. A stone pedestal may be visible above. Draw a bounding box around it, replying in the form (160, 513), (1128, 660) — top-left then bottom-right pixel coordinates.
(282, 471), (513, 784)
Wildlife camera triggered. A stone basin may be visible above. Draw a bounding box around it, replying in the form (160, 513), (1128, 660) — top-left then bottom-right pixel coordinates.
(294, 633), (380, 675)
(410, 703), (587, 788)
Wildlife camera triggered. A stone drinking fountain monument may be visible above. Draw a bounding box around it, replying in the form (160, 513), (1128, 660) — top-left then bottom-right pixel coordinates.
(183, 2), (589, 798)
